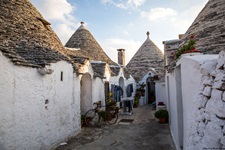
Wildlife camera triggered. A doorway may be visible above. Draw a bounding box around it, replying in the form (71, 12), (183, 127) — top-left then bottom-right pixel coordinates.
(119, 77), (124, 97)
(146, 77), (155, 104)
(80, 73), (92, 115)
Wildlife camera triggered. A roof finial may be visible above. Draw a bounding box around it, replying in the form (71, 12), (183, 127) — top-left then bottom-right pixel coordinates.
(81, 21), (84, 25)
(146, 31), (150, 38)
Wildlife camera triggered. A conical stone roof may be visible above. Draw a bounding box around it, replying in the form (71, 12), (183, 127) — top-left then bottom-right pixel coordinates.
(65, 22), (117, 65)
(0, 0), (76, 68)
(126, 32), (164, 81)
(181, 0), (225, 54)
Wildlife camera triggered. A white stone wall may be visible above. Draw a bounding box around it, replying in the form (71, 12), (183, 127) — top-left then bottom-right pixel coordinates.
(92, 78), (105, 105)
(0, 53), (81, 149)
(155, 82), (167, 109)
(109, 68), (136, 99)
(166, 53), (223, 150)
(189, 50), (225, 149)
(165, 72), (180, 150)
(178, 56), (207, 150)
(139, 71), (156, 106)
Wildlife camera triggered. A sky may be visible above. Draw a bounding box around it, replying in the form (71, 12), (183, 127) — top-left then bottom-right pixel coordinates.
(30, 0), (208, 65)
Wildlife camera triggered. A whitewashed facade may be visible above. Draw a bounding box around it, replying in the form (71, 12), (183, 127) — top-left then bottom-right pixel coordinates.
(165, 52), (225, 150)
(0, 50), (136, 149)
(0, 52), (81, 149)
(110, 67), (136, 98)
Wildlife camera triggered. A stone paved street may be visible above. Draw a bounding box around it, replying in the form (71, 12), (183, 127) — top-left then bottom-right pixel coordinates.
(55, 105), (175, 150)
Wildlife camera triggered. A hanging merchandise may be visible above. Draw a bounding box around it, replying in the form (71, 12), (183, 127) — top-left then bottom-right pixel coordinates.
(126, 83), (133, 97)
(111, 84), (123, 102)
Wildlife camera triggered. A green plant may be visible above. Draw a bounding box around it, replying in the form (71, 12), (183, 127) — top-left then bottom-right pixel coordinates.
(106, 99), (116, 106)
(154, 109), (169, 118)
(175, 35), (196, 59)
(99, 110), (109, 121)
(133, 97), (139, 108)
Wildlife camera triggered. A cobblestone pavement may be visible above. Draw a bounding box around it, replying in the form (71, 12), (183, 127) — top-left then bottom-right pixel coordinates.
(55, 105), (175, 150)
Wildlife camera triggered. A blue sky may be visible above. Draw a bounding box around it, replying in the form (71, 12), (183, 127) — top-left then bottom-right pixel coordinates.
(30, 0), (208, 64)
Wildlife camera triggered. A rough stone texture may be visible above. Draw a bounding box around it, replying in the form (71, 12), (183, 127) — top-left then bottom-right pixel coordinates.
(110, 66), (121, 76)
(163, 39), (182, 72)
(191, 50), (225, 149)
(0, 0), (84, 70)
(222, 92), (225, 101)
(123, 68), (130, 79)
(117, 49), (125, 66)
(65, 22), (117, 66)
(200, 60), (217, 76)
(126, 33), (164, 81)
(181, 0), (225, 54)
(202, 76), (213, 86)
(203, 86), (212, 97)
(91, 62), (106, 78)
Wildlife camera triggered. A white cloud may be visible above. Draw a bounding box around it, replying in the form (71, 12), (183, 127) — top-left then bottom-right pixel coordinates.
(140, 1), (207, 32)
(127, 0), (145, 8)
(101, 38), (142, 64)
(141, 8), (177, 21)
(171, 3), (207, 29)
(32, 0), (74, 21)
(31, 0), (78, 44)
(100, 0), (145, 9)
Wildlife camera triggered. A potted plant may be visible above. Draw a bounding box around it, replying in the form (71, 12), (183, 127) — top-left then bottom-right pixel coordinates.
(154, 109), (169, 124)
(133, 97), (139, 108)
(99, 110), (110, 121)
(175, 35), (200, 59)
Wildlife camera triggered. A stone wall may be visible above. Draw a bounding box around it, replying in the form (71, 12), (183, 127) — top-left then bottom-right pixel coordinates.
(189, 50), (225, 149)
(0, 53), (81, 149)
(163, 39), (182, 72)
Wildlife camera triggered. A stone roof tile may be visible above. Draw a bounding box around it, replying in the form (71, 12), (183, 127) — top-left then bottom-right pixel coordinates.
(91, 62), (106, 78)
(126, 32), (164, 81)
(182, 0), (225, 54)
(110, 66), (121, 77)
(0, 0), (87, 72)
(65, 22), (117, 66)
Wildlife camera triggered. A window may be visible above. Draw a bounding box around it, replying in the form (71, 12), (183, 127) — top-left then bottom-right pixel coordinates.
(61, 71), (63, 81)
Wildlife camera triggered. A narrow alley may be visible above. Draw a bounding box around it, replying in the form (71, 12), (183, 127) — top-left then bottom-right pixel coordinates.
(55, 105), (175, 150)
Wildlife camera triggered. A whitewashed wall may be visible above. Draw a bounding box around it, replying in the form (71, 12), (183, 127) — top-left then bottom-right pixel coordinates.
(0, 53), (81, 150)
(155, 82), (167, 109)
(109, 68), (136, 99)
(139, 71), (155, 106)
(166, 54), (220, 150)
(125, 75), (136, 98)
(109, 68), (124, 87)
(165, 72), (180, 150)
(187, 51), (225, 150)
(79, 61), (95, 114)
(92, 78), (105, 105)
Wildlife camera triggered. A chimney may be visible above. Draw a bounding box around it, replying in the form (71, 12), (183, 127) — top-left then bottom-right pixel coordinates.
(117, 49), (125, 66)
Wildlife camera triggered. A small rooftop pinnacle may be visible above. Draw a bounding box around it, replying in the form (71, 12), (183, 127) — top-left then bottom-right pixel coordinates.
(147, 31), (150, 38)
(81, 21), (84, 25)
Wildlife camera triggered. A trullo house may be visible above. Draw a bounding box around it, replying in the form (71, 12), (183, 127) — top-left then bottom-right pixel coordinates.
(126, 32), (165, 106)
(0, 0), (136, 149)
(163, 0), (225, 149)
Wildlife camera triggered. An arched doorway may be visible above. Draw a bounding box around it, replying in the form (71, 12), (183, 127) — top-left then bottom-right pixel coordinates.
(146, 77), (155, 104)
(80, 73), (92, 115)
